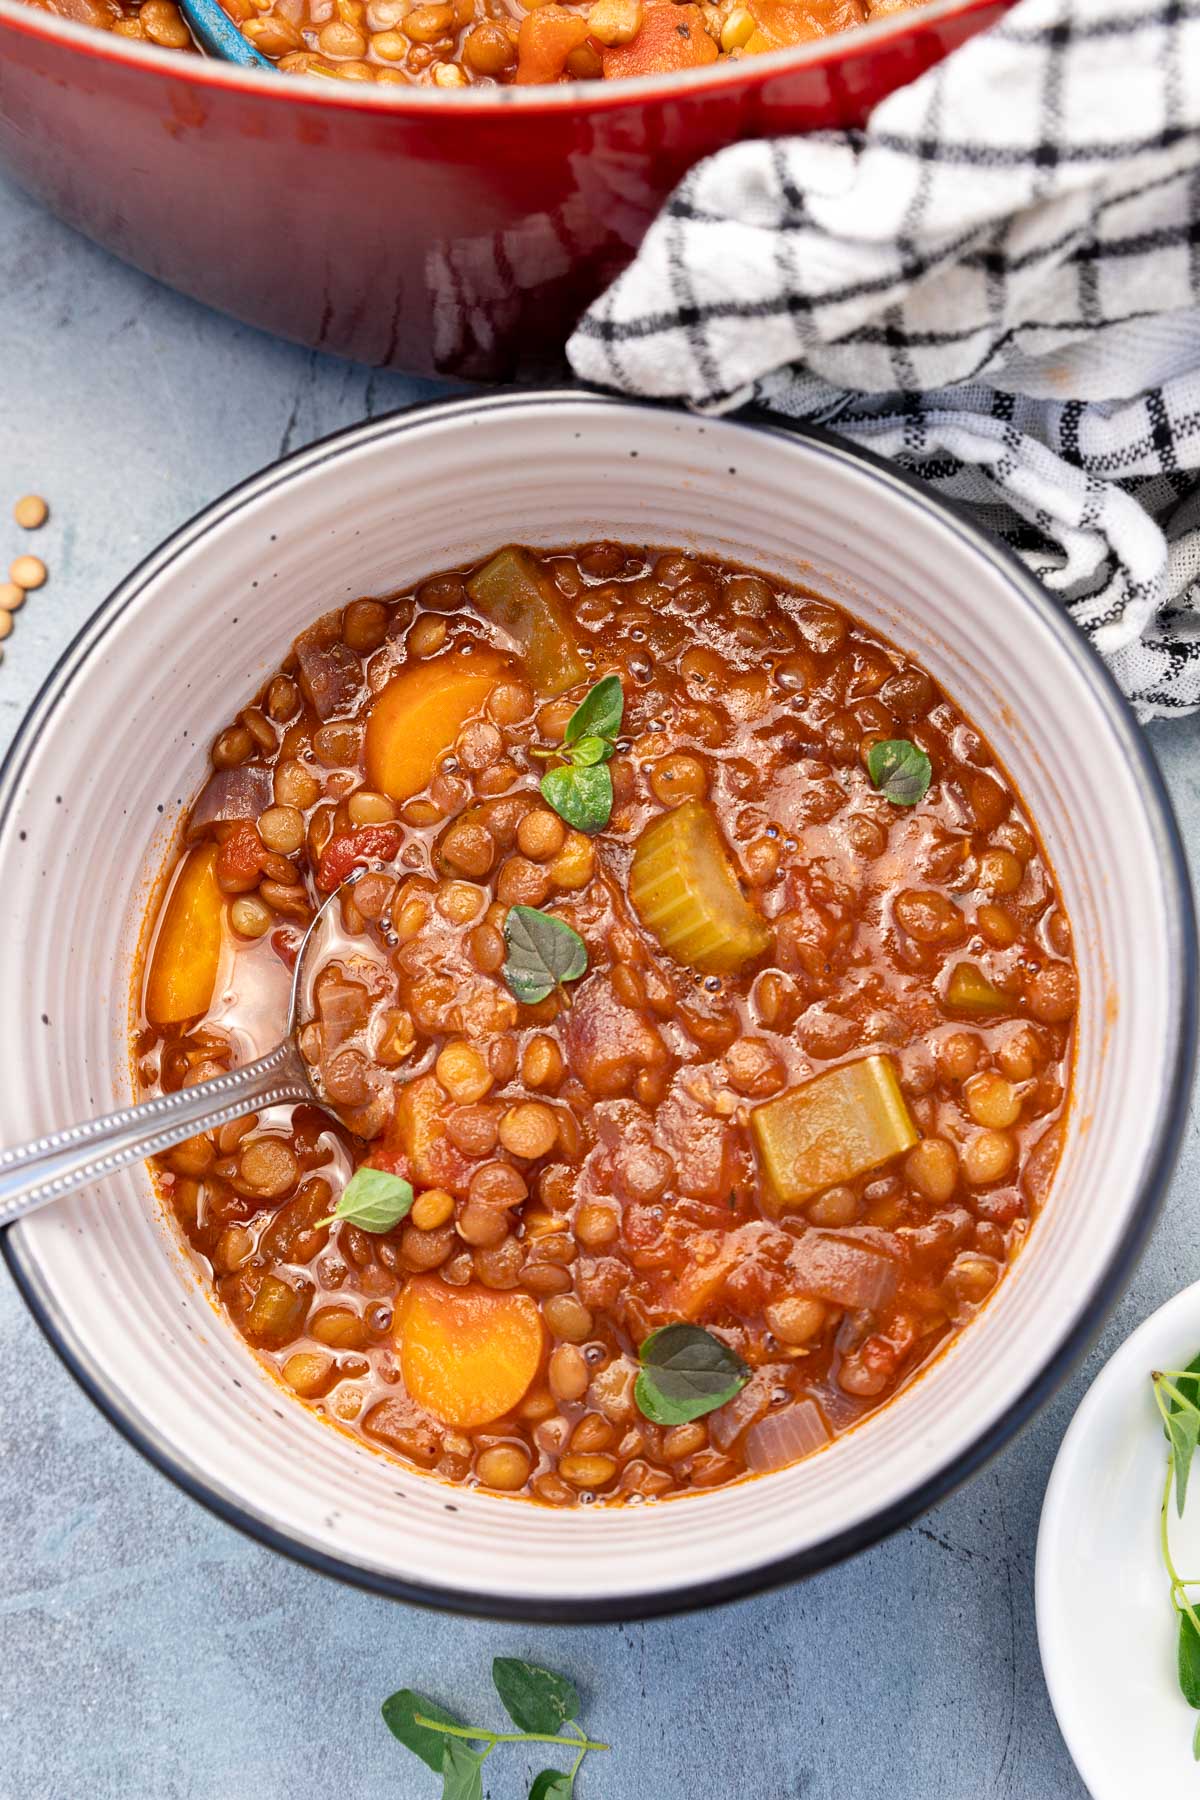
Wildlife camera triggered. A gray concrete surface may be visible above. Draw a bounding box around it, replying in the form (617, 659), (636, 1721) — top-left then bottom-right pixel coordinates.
(2, 167), (1196, 1800)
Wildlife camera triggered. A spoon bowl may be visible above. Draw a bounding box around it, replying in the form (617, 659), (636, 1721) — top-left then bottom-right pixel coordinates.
(0, 866), (377, 1229)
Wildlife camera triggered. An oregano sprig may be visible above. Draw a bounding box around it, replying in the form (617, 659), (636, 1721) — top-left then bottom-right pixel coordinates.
(533, 675), (624, 833)
(315, 1164), (413, 1232)
(1152, 1360), (1200, 1759)
(383, 1660), (608, 1800)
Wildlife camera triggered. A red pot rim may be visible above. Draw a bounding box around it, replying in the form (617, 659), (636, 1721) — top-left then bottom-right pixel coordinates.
(0, 0), (1007, 115)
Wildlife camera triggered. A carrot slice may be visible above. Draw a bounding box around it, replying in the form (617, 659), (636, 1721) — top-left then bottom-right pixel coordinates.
(398, 1277), (545, 1428)
(602, 5), (717, 78)
(745, 0), (864, 47)
(364, 649), (506, 803)
(145, 842), (223, 1026)
(514, 7), (590, 83)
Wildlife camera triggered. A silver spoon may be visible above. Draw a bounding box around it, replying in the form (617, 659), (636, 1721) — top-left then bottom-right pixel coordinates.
(0, 873), (363, 1231)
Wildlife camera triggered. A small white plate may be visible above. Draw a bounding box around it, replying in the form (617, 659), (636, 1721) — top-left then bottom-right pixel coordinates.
(1038, 1281), (1200, 1797)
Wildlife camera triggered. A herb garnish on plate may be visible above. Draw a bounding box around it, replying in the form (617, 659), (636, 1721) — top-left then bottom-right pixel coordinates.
(635, 1322), (751, 1425)
(1153, 1359), (1200, 1757)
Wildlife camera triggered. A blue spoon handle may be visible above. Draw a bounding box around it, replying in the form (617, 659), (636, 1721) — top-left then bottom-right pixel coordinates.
(177, 0), (276, 68)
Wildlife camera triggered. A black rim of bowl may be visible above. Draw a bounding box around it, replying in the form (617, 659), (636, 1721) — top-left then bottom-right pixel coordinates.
(2, 388), (1195, 1623)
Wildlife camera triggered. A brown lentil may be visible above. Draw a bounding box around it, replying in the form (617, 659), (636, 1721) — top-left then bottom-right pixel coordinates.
(476, 1444), (532, 1490)
(436, 1041), (493, 1104)
(411, 1188), (455, 1230)
(498, 1102), (558, 1160)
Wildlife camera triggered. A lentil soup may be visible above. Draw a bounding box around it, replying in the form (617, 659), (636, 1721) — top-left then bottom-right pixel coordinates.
(134, 542), (1076, 1507)
(26, 0), (929, 86)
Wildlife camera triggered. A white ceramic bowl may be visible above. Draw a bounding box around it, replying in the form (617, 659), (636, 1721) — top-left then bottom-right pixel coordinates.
(0, 392), (1193, 1620)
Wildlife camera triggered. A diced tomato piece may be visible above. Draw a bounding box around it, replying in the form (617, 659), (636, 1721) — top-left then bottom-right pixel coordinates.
(562, 976), (671, 1099)
(673, 1232), (743, 1319)
(270, 926), (301, 971)
(316, 823), (401, 893)
(602, 5), (717, 78)
(623, 1202), (666, 1249)
(515, 5), (589, 82)
(215, 821), (264, 891)
(366, 1144), (412, 1181)
(394, 1074), (475, 1193)
(653, 1086), (732, 1201)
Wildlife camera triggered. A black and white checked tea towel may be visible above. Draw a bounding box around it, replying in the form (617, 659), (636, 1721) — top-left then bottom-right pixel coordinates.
(567, 0), (1200, 718)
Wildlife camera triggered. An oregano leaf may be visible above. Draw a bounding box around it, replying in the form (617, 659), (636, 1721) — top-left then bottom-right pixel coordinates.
(381, 1691), (467, 1772)
(540, 761), (613, 833)
(530, 1772), (573, 1800)
(382, 1665), (606, 1791)
(502, 906), (588, 1005)
(441, 1739), (485, 1800)
(635, 1323), (750, 1425)
(866, 738), (932, 807)
(568, 734), (610, 768)
(1180, 1611), (1200, 1709)
(318, 1165), (413, 1234)
(1160, 1359), (1200, 1514)
(492, 1659), (579, 1735)
(1169, 1403), (1200, 1517)
(565, 674), (623, 747)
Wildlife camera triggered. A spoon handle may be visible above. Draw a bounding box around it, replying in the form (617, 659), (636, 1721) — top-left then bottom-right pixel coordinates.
(176, 0), (276, 68)
(0, 1041), (311, 1230)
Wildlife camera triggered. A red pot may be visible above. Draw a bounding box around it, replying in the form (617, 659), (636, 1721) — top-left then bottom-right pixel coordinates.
(0, 0), (1008, 379)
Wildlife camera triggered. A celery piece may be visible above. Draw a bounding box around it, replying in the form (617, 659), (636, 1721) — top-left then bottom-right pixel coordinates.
(245, 1274), (308, 1346)
(751, 1053), (918, 1209)
(946, 960), (1012, 1015)
(466, 547), (588, 699)
(629, 798), (771, 975)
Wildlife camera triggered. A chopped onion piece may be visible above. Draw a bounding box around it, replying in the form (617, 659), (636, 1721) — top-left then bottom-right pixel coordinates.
(744, 1399), (831, 1473)
(318, 977), (372, 1057)
(788, 1231), (897, 1311)
(186, 766), (273, 840)
(709, 1367), (779, 1452)
(295, 633), (361, 721)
